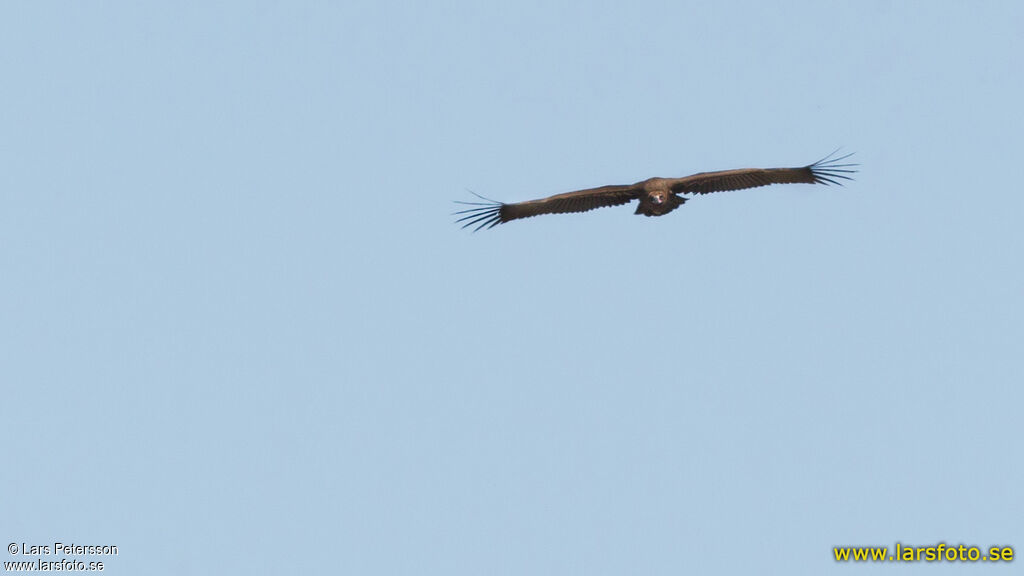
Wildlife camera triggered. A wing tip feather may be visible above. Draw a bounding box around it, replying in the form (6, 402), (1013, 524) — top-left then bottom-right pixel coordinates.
(809, 149), (859, 186)
(453, 197), (505, 232)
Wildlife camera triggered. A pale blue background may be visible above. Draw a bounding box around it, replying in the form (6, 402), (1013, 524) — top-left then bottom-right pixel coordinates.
(2, 1), (1021, 574)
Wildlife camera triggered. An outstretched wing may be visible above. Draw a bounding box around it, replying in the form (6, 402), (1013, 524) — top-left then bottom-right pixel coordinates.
(454, 184), (642, 231)
(668, 151), (857, 195)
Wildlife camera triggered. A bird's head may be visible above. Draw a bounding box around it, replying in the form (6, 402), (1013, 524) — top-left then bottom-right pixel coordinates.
(643, 178), (672, 205)
(635, 187), (686, 217)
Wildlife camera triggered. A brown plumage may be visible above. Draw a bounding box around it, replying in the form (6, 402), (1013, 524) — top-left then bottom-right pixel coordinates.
(455, 151), (856, 231)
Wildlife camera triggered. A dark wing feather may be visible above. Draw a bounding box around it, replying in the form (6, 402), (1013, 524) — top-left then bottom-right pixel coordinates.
(668, 151), (857, 195)
(454, 184), (641, 231)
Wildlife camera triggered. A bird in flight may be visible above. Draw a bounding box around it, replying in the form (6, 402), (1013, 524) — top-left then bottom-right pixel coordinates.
(455, 151), (856, 231)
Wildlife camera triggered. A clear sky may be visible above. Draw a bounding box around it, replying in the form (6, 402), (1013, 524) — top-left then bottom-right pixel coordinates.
(2, 1), (1022, 574)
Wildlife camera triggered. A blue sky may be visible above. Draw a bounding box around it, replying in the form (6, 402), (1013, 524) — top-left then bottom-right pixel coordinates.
(2, 1), (1022, 574)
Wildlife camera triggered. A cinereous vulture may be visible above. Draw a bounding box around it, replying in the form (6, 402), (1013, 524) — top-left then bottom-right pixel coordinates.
(455, 151), (856, 231)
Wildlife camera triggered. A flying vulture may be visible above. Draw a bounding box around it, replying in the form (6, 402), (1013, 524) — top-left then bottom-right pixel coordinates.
(455, 151), (856, 231)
